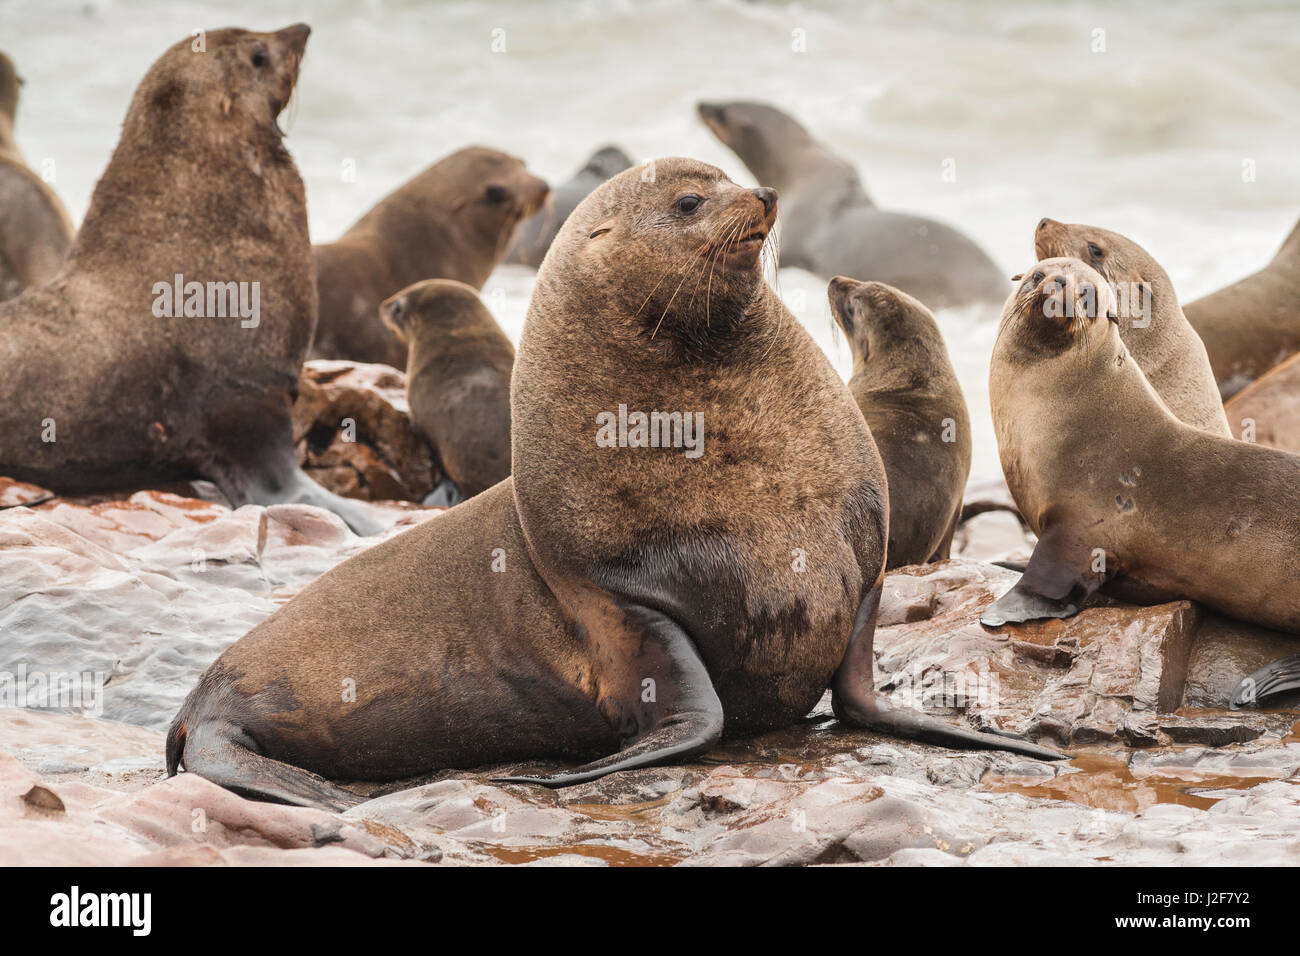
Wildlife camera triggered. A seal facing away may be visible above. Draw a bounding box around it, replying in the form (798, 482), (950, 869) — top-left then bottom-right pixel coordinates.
(166, 158), (1060, 809)
(1034, 219), (1229, 437)
(1184, 216), (1300, 399)
(380, 278), (513, 504)
(0, 52), (74, 300)
(312, 147), (548, 368)
(697, 100), (1005, 311)
(982, 257), (1300, 636)
(0, 26), (383, 535)
(828, 277), (971, 568)
(504, 145), (633, 268)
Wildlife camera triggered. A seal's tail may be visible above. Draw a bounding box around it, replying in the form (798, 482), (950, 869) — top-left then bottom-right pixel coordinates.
(1230, 655), (1300, 710)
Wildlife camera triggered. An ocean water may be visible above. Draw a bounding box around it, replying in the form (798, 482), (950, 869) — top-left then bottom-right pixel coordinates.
(4, 0), (1298, 481)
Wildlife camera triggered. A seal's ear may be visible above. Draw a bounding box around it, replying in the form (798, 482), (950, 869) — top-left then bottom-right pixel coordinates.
(380, 296), (411, 344)
(1010, 273), (1024, 282)
(587, 220), (615, 240)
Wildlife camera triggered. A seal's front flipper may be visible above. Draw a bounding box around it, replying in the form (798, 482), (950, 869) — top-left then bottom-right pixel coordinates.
(832, 581), (1066, 761)
(494, 605), (724, 788)
(170, 720), (363, 811)
(1230, 655), (1300, 710)
(980, 527), (1103, 627)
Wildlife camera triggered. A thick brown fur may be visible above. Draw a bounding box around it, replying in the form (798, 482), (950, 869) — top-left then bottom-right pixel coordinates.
(0, 26), (383, 534)
(1034, 219), (1229, 436)
(1184, 216), (1300, 399)
(381, 278), (514, 499)
(1223, 349), (1300, 451)
(312, 147), (548, 368)
(828, 277), (971, 568)
(989, 256), (1300, 632)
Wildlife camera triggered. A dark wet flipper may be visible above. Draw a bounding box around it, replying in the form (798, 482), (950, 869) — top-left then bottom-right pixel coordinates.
(991, 559), (1028, 573)
(1230, 655), (1300, 710)
(980, 526), (1103, 628)
(495, 605), (724, 788)
(177, 721), (364, 811)
(832, 581), (1067, 761)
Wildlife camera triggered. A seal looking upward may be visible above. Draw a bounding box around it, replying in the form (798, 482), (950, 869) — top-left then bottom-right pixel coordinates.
(166, 158), (1059, 811)
(697, 100), (1006, 311)
(311, 147), (548, 368)
(505, 145), (633, 268)
(982, 257), (1300, 632)
(1034, 218), (1229, 437)
(828, 277), (971, 569)
(1184, 215), (1300, 399)
(380, 278), (514, 504)
(0, 26), (384, 535)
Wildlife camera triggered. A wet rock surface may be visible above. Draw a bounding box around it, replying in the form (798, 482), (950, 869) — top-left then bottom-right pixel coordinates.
(2, 486), (1299, 865)
(293, 360), (438, 502)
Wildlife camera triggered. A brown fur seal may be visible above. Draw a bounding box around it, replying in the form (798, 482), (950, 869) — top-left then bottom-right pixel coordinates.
(1, 51), (21, 160)
(504, 145), (633, 268)
(380, 278), (513, 504)
(828, 276), (971, 568)
(982, 257), (1300, 635)
(0, 26), (384, 536)
(1222, 350), (1300, 451)
(697, 100), (1006, 311)
(166, 157), (1060, 810)
(1034, 218), (1229, 437)
(1184, 216), (1300, 399)
(311, 147), (548, 368)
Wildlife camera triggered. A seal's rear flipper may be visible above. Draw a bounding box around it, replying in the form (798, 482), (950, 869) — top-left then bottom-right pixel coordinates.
(1230, 655), (1300, 710)
(170, 720), (363, 811)
(832, 582), (1067, 761)
(494, 605), (724, 788)
(980, 527), (1102, 627)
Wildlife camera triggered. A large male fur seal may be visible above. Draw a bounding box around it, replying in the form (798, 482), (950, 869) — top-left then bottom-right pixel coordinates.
(981, 257), (1300, 634)
(505, 145), (632, 268)
(311, 147), (548, 368)
(697, 100), (1005, 311)
(0, 52), (74, 300)
(167, 158), (1059, 810)
(828, 276), (970, 568)
(0, 26), (383, 535)
(1184, 216), (1300, 399)
(380, 278), (513, 504)
(1034, 218), (1229, 437)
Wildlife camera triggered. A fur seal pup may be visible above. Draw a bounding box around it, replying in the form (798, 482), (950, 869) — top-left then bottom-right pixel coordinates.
(504, 145), (633, 268)
(166, 158), (1060, 810)
(380, 278), (513, 504)
(0, 26), (384, 536)
(311, 147), (549, 368)
(697, 100), (1006, 311)
(981, 257), (1300, 633)
(1184, 216), (1300, 399)
(1034, 218), (1229, 437)
(828, 276), (970, 568)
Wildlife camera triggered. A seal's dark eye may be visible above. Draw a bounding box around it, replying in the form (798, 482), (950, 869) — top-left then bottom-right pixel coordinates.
(251, 48), (269, 68)
(484, 184), (509, 204)
(675, 194), (703, 215)
(1087, 242), (1104, 259)
(1031, 271), (1045, 285)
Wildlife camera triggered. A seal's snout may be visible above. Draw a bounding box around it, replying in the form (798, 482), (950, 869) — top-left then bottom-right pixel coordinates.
(276, 22), (311, 54)
(751, 187), (777, 215)
(697, 102), (723, 122)
(1034, 217), (1064, 258)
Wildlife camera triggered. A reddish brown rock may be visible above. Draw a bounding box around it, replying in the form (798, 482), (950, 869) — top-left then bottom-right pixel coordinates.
(293, 360), (438, 501)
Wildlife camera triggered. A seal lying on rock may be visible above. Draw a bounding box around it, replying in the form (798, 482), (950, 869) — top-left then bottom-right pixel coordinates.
(697, 100), (1006, 311)
(0, 26), (384, 536)
(983, 257), (1300, 636)
(505, 145), (633, 268)
(828, 277), (970, 569)
(380, 278), (513, 505)
(312, 147), (548, 368)
(167, 158), (1060, 810)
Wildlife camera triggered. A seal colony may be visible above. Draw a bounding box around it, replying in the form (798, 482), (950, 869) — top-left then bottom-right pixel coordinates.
(0, 26), (383, 536)
(167, 160), (1060, 809)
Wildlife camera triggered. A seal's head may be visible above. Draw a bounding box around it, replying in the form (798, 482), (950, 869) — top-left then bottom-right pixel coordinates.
(0, 52), (21, 123)
(1002, 257), (1119, 358)
(380, 278), (484, 345)
(547, 157), (777, 354)
(433, 147), (549, 249)
(697, 101), (817, 191)
(828, 277), (939, 368)
(124, 24), (310, 151)
(1034, 218), (1172, 295)
(582, 146), (634, 181)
